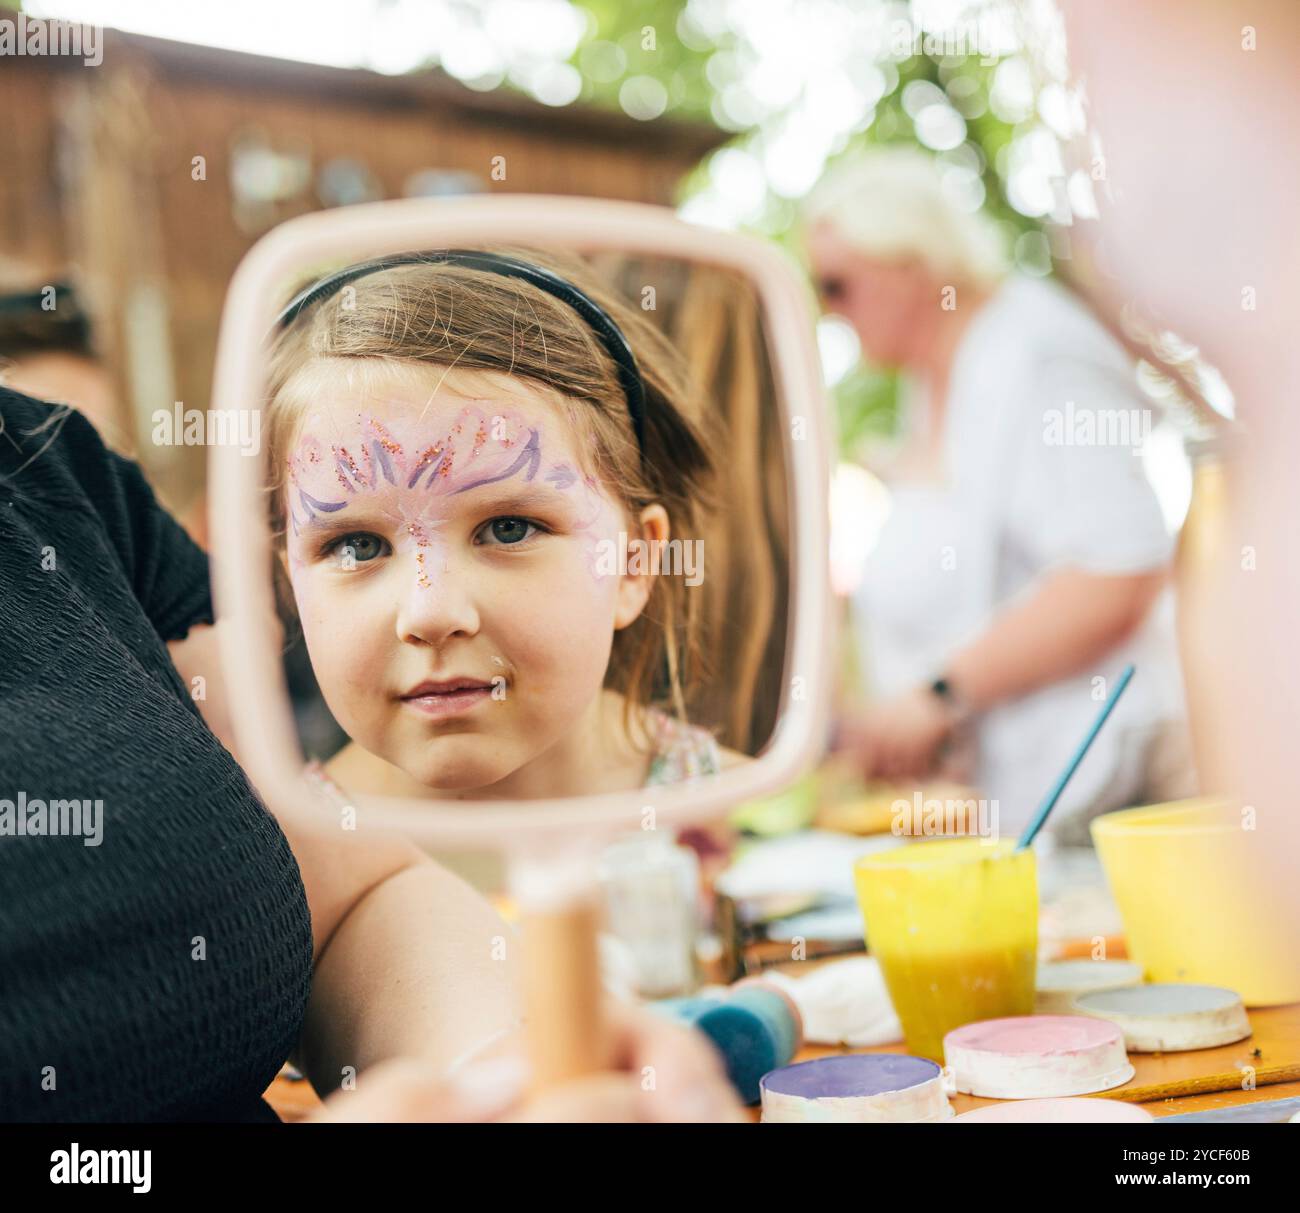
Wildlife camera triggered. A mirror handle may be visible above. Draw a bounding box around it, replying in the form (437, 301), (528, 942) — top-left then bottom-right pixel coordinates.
(520, 895), (611, 1089)
(510, 845), (612, 1090)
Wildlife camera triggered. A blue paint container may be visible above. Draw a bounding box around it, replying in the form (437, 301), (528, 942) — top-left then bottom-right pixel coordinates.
(651, 983), (802, 1104)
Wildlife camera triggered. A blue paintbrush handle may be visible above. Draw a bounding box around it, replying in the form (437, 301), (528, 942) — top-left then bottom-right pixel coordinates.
(1016, 664), (1136, 851)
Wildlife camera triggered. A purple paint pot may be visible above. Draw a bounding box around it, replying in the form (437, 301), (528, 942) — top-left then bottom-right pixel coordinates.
(760, 1054), (952, 1123)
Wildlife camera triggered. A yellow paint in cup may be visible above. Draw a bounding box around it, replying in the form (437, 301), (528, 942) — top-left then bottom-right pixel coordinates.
(854, 838), (1038, 1062)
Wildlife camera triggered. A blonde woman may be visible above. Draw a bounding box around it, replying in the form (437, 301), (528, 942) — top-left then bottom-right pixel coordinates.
(805, 148), (1192, 841)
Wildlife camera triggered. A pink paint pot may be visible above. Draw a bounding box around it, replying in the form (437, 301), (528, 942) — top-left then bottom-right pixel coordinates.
(944, 1015), (1134, 1099)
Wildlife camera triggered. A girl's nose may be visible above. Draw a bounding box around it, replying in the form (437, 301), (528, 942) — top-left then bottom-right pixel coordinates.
(393, 551), (480, 646)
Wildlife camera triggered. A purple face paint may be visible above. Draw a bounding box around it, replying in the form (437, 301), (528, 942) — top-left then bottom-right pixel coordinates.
(284, 393), (625, 594)
(286, 408), (542, 533)
(287, 405), (607, 525)
(544, 463), (578, 491)
(452, 428), (541, 495)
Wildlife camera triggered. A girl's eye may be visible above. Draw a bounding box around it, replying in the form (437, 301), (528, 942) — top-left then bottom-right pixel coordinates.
(327, 532), (389, 564)
(476, 516), (541, 546)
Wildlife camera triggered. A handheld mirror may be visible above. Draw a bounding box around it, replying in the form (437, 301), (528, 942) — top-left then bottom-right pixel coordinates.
(207, 194), (833, 1090)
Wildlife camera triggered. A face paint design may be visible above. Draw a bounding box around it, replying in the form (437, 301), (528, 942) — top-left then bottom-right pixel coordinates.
(286, 403), (615, 589)
(278, 364), (650, 799)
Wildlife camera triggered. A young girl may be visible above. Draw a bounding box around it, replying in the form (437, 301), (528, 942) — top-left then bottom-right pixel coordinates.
(265, 249), (744, 802)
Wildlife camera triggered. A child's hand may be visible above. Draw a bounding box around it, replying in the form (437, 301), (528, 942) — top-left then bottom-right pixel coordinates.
(306, 1005), (747, 1123)
(590, 1000), (749, 1123)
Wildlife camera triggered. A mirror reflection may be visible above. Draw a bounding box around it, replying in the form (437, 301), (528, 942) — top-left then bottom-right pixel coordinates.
(265, 247), (790, 810)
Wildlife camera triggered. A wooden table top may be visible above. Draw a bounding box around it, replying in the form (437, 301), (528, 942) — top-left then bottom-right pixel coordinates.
(265, 1002), (1300, 1123)
(770, 1002), (1300, 1121)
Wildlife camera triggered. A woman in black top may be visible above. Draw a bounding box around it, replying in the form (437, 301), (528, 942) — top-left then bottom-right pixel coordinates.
(0, 389), (738, 1123)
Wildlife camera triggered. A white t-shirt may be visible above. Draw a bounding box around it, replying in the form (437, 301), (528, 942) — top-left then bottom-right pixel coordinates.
(854, 274), (1187, 838)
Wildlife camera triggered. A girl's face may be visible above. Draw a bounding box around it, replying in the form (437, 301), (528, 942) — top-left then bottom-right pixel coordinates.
(281, 360), (653, 795)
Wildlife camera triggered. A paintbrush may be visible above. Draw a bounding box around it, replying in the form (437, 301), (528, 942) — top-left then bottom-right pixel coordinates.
(1016, 664), (1136, 850)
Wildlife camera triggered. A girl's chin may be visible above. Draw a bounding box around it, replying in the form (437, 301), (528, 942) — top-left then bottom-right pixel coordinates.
(396, 745), (526, 797)
(402, 767), (502, 795)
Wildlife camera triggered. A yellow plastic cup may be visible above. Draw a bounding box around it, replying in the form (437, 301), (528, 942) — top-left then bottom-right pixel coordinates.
(854, 838), (1038, 1062)
(1091, 798), (1300, 1006)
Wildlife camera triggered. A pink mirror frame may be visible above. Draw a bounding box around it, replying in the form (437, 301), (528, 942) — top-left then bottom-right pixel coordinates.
(208, 194), (833, 848)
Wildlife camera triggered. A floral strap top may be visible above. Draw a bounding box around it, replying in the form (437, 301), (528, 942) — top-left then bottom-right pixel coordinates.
(644, 709), (723, 786)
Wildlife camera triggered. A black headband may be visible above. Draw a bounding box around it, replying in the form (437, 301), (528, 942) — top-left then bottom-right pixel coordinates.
(274, 249), (647, 455)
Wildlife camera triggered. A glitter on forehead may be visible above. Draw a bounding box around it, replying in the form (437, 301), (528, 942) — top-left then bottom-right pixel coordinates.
(284, 390), (605, 544)
(407, 444), (445, 489)
(333, 445), (362, 493)
(369, 417), (404, 458)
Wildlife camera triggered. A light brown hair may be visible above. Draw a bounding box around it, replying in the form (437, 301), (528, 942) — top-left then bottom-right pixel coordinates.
(590, 254), (790, 753)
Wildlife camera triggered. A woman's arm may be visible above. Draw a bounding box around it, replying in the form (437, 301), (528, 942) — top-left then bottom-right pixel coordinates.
(946, 565), (1167, 710)
(857, 565), (1166, 779)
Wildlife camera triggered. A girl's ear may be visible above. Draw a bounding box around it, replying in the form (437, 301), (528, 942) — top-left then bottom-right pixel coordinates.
(613, 504), (670, 630)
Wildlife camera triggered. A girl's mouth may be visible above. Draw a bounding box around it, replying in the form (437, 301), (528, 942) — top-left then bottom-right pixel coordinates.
(399, 678), (494, 720)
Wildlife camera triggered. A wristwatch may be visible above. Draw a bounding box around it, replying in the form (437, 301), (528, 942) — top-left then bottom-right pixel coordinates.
(928, 675), (971, 725)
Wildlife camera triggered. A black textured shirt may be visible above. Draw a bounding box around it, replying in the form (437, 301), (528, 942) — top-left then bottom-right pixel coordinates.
(0, 389), (314, 1122)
